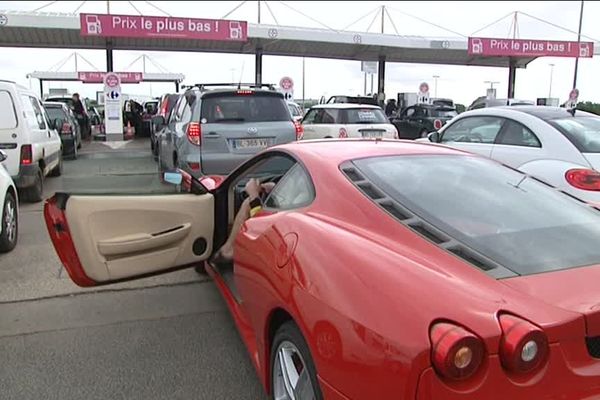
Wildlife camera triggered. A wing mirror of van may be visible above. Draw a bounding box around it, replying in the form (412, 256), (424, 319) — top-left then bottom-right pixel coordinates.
(51, 118), (64, 132)
(0, 150), (7, 163)
(427, 131), (440, 142)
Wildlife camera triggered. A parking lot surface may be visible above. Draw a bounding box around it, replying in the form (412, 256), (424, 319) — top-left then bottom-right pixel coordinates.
(0, 139), (267, 400)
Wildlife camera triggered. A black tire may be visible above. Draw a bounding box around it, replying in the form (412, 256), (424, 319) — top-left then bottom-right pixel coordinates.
(22, 167), (43, 203)
(71, 142), (78, 160)
(270, 321), (323, 400)
(49, 154), (63, 177)
(0, 191), (18, 253)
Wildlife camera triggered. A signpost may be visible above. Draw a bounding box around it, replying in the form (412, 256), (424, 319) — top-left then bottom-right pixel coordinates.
(468, 37), (594, 58)
(80, 14), (248, 42)
(417, 82), (430, 105)
(279, 76), (294, 101)
(103, 72), (123, 141)
(566, 88), (579, 110)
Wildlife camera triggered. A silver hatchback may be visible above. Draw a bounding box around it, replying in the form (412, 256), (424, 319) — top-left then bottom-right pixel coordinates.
(158, 84), (300, 176)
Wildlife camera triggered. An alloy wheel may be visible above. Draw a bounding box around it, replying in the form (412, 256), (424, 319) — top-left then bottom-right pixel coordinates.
(273, 341), (316, 400)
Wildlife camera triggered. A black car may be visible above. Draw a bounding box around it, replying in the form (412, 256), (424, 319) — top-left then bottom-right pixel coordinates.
(391, 104), (458, 139)
(43, 102), (82, 159)
(326, 95), (380, 106)
(151, 93), (180, 158)
(44, 96), (92, 139)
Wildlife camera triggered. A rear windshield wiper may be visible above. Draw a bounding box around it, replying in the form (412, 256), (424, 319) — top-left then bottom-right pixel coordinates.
(214, 117), (245, 122)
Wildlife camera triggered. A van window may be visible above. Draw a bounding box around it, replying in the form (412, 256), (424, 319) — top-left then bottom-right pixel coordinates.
(0, 90), (17, 129)
(21, 95), (46, 130)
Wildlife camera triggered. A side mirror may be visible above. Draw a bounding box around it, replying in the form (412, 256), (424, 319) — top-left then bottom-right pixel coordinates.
(163, 171), (183, 185)
(52, 118), (64, 131)
(154, 115), (166, 128)
(0, 150), (7, 163)
(427, 131), (440, 142)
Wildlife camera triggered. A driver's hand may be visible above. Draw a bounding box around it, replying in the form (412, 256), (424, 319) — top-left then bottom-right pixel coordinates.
(245, 178), (261, 199)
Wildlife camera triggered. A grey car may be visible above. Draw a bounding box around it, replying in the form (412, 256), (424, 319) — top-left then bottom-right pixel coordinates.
(157, 84), (298, 176)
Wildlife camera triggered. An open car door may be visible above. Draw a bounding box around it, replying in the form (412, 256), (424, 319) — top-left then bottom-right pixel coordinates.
(44, 174), (214, 287)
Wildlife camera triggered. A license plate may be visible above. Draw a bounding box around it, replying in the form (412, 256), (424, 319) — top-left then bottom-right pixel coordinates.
(361, 130), (384, 138)
(233, 138), (270, 149)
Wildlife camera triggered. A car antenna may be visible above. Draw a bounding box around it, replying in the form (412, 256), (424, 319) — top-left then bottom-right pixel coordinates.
(237, 61), (245, 89)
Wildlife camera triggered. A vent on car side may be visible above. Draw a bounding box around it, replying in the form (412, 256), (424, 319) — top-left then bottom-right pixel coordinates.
(586, 337), (600, 358)
(340, 161), (514, 276)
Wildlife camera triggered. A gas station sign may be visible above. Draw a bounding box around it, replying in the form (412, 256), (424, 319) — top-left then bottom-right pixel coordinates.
(80, 13), (248, 42)
(469, 37), (594, 58)
(103, 72), (123, 141)
(79, 71), (142, 84)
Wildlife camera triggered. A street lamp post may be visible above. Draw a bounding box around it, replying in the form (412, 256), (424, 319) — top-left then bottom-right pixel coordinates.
(433, 75), (440, 98)
(548, 63), (555, 98)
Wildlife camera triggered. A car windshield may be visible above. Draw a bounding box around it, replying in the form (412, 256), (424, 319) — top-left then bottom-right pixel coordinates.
(344, 108), (387, 124)
(44, 106), (67, 121)
(431, 108), (458, 118)
(201, 92), (290, 123)
(548, 116), (600, 153)
(352, 154), (600, 276)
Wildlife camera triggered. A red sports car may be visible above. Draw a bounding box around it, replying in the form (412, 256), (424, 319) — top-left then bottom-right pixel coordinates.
(45, 139), (600, 399)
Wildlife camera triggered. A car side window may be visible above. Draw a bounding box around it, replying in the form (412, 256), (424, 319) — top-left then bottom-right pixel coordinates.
(264, 163), (314, 210)
(20, 94), (41, 130)
(496, 120), (541, 148)
(29, 97), (47, 130)
(302, 109), (319, 124)
(441, 116), (504, 144)
(403, 107), (415, 118)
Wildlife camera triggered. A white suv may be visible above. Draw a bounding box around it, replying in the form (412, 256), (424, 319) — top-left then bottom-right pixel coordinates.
(301, 104), (398, 140)
(0, 81), (63, 202)
(0, 150), (18, 252)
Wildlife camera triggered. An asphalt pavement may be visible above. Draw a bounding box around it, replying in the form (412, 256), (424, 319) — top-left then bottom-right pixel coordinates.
(0, 138), (267, 400)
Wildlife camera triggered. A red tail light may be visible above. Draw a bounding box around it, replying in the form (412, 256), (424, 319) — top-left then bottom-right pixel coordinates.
(565, 169), (600, 191)
(160, 98), (169, 117)
(61, 122), (72, 134)
(20, 144), (32, 165)
(339, 127), (348, 138)
(498, 314), (548, 374)
(294, 120), (304, 140)
(430, 322), (485, 381)
(187, 122), (201, 146)
(187, 162), (200, 170)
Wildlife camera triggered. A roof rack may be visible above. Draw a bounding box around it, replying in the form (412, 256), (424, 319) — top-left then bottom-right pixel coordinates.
(181, 83), (277, 91)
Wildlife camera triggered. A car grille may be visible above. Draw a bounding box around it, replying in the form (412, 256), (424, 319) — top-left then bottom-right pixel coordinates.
(586, 337), (600, 358)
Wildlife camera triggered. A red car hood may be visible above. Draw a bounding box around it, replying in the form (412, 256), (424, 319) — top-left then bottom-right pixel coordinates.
(502, 264), (600, 336)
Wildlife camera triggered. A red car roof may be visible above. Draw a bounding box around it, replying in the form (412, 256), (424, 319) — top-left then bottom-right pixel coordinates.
(276, 139), (465, 168)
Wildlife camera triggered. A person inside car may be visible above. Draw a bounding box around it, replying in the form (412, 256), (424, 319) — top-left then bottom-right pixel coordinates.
(210, 178), (276, 264)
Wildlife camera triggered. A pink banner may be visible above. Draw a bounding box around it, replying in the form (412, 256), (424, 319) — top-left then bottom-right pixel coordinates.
(468, 37), (594, 58)
(78, 71), (143, 84)
(80, 13), (247, 42)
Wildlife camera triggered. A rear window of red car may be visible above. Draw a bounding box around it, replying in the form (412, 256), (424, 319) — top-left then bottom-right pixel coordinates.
(349, 154), (600, 276)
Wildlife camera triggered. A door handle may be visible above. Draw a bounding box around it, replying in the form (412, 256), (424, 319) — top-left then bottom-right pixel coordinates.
(206, 132), (221, 138)
(97, 223), (191, 256)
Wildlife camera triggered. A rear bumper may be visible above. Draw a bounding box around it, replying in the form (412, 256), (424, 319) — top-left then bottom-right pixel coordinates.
(12, 163), (38, 189)
(416, 345), (600, 399)
(60, 136), (76, 154)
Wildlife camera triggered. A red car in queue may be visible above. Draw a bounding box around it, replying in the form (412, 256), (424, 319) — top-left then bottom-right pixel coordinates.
(44, 139), (600, 399)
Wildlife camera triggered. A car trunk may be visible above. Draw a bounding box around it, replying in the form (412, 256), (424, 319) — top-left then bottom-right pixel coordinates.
(199, 91), (295, 173)
(502, 264), (600, 336)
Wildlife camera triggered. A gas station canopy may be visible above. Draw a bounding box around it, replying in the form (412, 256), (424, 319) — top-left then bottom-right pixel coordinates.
(0, 10), (567, 68)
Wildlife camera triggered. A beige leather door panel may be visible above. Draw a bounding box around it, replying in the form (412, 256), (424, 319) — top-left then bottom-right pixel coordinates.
(65, 194), (214, 282)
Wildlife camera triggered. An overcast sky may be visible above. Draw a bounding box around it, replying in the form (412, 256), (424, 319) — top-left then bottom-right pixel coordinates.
(0, 0), (599, 106)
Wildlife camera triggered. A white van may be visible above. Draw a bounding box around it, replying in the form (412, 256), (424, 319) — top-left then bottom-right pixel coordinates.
(0, 81), (63, 202)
